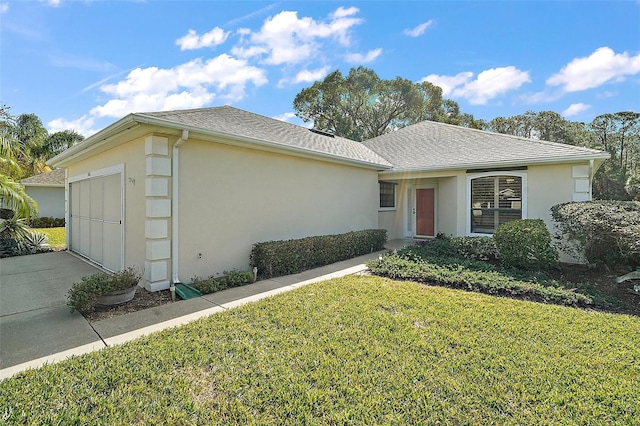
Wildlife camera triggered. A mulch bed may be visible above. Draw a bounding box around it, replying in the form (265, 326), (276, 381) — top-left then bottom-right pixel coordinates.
(83, 287), (173, 322)
(82, 263), (640, 322)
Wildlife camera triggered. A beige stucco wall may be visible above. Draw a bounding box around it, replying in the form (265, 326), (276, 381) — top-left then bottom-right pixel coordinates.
(178, 138), (380, 281)
(64, 137), (148, 271)
(526, 163), (577, 229)
(25, 186), (65, 218)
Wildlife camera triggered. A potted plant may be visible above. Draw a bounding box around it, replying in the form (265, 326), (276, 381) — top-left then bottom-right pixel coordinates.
(67, 267), (142, 313)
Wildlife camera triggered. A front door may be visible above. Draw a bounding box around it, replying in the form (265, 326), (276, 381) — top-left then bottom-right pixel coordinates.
(416, 188), (435, 237)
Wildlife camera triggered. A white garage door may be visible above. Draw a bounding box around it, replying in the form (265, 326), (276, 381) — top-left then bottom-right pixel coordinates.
(69, 166), (123, 271)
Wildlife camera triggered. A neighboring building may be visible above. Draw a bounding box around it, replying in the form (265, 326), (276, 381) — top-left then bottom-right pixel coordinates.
(20, 168), (66, 219)
(47, 106), (609, 290)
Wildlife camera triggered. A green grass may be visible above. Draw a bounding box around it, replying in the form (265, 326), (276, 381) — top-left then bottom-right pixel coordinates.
(33, 227), (65, 248)
(1, 276), (638, 424)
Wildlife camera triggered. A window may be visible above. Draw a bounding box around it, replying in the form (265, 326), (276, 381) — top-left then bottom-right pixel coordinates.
(379, 181), (396, 209)
(470, 175), (522, 234)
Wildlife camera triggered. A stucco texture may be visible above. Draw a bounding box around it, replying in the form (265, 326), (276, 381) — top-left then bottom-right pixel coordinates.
(178, 138), (380, 281)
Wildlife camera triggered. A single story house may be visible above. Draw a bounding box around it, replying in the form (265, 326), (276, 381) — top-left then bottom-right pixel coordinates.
(47, 106), (609, 291)
(20, 168), (66, 219)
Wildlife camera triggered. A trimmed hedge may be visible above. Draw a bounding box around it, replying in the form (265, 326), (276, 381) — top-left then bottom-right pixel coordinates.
(190, 270), (255, 295)
(551, 201), (640, 268)
(30, 217), (65, 228)
(250, 229), (387, 279)
(494, 219), (558, 270)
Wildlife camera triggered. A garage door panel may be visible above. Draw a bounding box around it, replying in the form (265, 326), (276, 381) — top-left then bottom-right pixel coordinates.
(90, 177), (104, 220)
(90, 220), (103, 265)
(79, 218), (91, 256)
(102, 222), (122, 272)
(71, 217), (80, 250)
(79, 180), (90, 217)
(71, 183), (80, 216)
(69, 169), (123, 272)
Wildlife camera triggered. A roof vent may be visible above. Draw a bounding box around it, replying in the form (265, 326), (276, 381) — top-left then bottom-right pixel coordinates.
(309, 128), (335, 138)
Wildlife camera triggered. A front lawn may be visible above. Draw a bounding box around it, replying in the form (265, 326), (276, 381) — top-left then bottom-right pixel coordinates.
(33, 227), (65, 249)
(1, 276), (638, 424)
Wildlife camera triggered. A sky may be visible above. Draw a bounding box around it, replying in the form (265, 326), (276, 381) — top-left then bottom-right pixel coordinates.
(1, 1), (639, 137)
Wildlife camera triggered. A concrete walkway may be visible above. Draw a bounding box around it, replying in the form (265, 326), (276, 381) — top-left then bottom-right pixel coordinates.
(1, 248), (394, 380)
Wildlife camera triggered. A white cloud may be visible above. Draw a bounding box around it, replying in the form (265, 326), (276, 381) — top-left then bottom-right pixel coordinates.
(421, 72), (473, 96)
(176, 27), (230, 50)
(330, 6), (359, 19)
(404, 20), (433, 37)
(596, 90), (618, 99)
(547, 47), (640, 92)
(272, 112), (296, 122)
(345, 48), (382, 64)
(292, 66), (331, 84)
(49, 54), (268, 136)
(278, 66), (331, 88)
(231, 7), (364, 65)
(0, 3), (9, 13)
(47, 115), (97, 137)
(562, 103), (591, 117)
(422, 67), (530, 104)
(93, 54), (267, 118)
(40, 0), (61, 7)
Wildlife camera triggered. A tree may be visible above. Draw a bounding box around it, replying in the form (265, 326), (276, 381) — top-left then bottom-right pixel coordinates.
(40, 130), (85, 159)
(293, 66), (466, 141)
(0, 105), (37, 219)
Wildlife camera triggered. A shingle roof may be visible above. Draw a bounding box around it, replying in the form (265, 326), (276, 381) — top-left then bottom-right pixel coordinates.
(138, 106), (392, 168)
(20, 168), (65, 186)
(362, 120), (609, 171)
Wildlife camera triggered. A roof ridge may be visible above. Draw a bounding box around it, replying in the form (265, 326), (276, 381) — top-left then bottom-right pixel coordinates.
(363, 119), (604, 154)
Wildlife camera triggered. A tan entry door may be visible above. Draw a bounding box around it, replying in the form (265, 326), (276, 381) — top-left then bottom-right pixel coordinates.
(416, 188), (435, 237)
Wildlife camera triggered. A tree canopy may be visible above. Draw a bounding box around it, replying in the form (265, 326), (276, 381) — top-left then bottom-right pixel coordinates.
(293, 66), (465, 141)
(0, 105), (85, 219)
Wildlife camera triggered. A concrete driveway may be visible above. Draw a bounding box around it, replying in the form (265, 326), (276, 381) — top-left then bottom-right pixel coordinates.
(0, 251), (104, 369)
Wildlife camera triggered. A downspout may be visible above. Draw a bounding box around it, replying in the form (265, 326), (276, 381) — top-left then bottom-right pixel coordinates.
(170, 129), (189, 301)
(589, 159), (594, 200)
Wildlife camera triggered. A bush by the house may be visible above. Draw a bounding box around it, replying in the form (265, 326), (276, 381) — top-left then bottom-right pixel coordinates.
(250, 229), (387, 279)
(449, 236), (499, 262)
(551, 201), (640, 268)
(30, 217), (65, 228)
(367, 252), (591, 307)
(0, 216), (50, 258)
(190, 269), (255, 294)
(67, 267), (142, 313)
(493, 219), (558, 270)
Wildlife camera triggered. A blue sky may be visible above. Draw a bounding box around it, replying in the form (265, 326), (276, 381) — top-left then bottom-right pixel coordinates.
(1, 1), (639, 137)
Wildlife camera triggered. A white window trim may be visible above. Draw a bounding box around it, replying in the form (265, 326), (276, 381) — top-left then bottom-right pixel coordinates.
(378, 181), (397, 211)
(466, 171), (527, 236)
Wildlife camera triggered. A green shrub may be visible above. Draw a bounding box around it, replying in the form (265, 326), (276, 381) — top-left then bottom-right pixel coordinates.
(191, 269), (255, 294)
(493, 219), (558, 270)
(67, 267), (142, 313)
(250, 229), (387, 279)
(450, 236), (499, 262)
(0, 216), (50, 257)
(551, 201), (640, 268)
(31, 217), (65, 228)
(367, 255), (591, 307)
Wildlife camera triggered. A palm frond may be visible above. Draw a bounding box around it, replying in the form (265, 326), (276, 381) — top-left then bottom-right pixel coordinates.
(0, 174), (37, 220)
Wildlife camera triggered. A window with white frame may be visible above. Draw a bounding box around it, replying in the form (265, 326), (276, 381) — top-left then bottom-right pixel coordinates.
(470, 175), (522, 234)
(379, 181), (396, 209)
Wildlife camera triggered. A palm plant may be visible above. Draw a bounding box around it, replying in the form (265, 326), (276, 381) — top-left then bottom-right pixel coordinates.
(0, 104), (37, 220)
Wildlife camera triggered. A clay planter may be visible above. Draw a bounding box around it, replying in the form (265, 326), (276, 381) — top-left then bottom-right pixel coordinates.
(97, 286), (137, 306)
